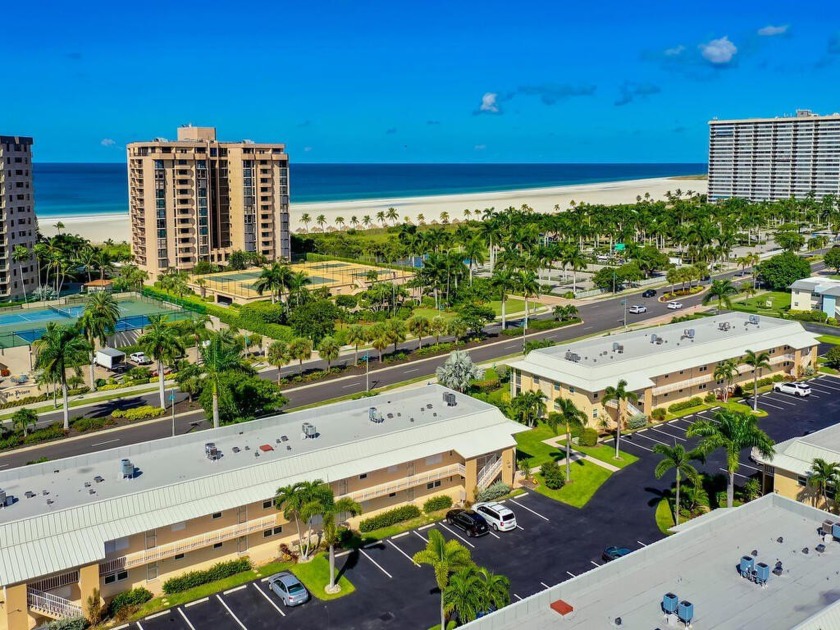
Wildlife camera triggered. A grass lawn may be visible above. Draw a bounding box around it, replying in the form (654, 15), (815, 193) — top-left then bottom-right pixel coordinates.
(291, 553), (355, 601)
(663, 399), (767, 421)
(732, 290), (791, 315)
(515, 423), (638, 468)
(557, 440), (639, 469)
(534, 459), (612, 508)
(818, 334), (840, 345)
(655, 498), (676, 535)
(411, 307), (457, 322)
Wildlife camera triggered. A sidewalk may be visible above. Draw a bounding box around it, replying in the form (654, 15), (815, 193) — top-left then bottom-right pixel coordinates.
(540, 436), (621, 472)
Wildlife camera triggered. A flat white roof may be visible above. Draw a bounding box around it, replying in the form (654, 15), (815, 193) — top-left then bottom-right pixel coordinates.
(509, 313), (818, 392)
(0, 385), (525, 586)
(466, 494), (840, 629)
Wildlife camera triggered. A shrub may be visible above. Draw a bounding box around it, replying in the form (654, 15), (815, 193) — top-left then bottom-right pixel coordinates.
(71, 417), (115, 433)
(475, 481), (512, 502)
(359, 505), (422, 532)
(703, 392), (717, 403)
(524, 339), (556, 355)
(85, 587), (104, 625)
(335, 294), (358, 309)
(45, 618), (89, 630)
(733, 384), (744, 397)
(627, 414), (648, 430)
(651, 408), (667, 421)
(108, 587), (152, 617)
(423, 495), (454, 514)
(238, 301), (286, 325)
(540, 461), (565, 490)
(667, 397), (703, 413)
(579, 428), (598, 447)
(111, 405), (165, 421)
(162, 558), (252, 594)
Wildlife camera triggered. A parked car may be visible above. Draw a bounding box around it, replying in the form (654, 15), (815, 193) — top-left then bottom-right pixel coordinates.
(446, 509), (489, 537)
(642, 289), (657, 298)
(602, 546), (632, 562)
(667, 301), (683, 310)
(773, 382), (811, 397)
(268, 571), (310, 607)
(628, 305), (647, 314)
(129, 352), (151, 365)
(473, 502), (517, 532)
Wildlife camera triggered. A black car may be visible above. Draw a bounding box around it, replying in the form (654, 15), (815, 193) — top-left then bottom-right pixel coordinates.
(446, 509), (489, 537)
(602, 546), (632, 562)
(641, 289), (657, 298)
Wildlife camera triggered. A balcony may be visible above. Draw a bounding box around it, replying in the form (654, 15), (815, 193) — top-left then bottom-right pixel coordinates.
(341, 463), (466, 504)
(27, 588), (83, 621)
(652, 373), (713, 397)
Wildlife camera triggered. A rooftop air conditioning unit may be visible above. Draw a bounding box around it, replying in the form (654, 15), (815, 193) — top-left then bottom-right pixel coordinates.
(749, 315), (760, 325)
(650, 335), (660, 344)
(369, 407), (384, 423)
(612, 342), (621, 352)
(684, 329), (695, 339)
(443, 392), (457, 406)
(0, 488), (6, 508)
(120, 459), (134, 479)
(205, 442), (221, 461)
(677, 601), (694, 624)
(302, 422), (317, 439)
(662, 593), (679, 615)
(822, 519), (835, 536)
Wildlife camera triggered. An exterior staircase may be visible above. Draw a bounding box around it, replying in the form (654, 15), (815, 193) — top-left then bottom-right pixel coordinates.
(477, 455), (503, 489)
(27, 587), (83, 620)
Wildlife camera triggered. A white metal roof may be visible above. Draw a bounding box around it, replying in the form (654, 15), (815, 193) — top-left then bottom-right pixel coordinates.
(0, 385), (526, 586)
(754, 416), (840, 476)
(508, 313), (818, 393)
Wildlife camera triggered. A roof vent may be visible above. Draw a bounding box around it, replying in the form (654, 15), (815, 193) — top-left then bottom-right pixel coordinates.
(718, 322), (731, 331)
(302, 422), (318, 439)
(120, 459), (134, 479)
(650, 334), (660, 344)
(94, 476), (104, 483)
(565, 351), (581, 362)
(683, 329), (695, 339)
(443, 392), (457, 406)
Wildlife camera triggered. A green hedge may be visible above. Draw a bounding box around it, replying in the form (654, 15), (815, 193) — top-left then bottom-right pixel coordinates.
(651, 408), (666, 421)
(0, 423), (65, 450)
(579, 428), (598, 447)
(111, 405), (165, 421)
(108, 587), (153, 616)
(162, 558), (252, 594)
(44, 618), (89, 630)
(359, 505), (422, 532)
(70, 417), (115, 432)
(423, 495), (454, 514)
(667, 397), (703, 413)
(475, 481), (512, 502)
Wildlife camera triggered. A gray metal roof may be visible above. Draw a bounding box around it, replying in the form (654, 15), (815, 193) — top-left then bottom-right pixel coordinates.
(790, 276), (840, 294)
(755, 415), (840, 476)
(0, 385), (526, 586)
(509, 313), (818, 392)
(465, 494), (840, 629)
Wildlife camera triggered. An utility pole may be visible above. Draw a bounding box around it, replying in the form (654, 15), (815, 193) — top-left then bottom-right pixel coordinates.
(169, 389), (176, 437)
(621, 299), (627, 330)
(365, 352), (370, 393)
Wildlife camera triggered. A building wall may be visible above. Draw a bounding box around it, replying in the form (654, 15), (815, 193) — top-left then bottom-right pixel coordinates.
(0, 137), (39, 301)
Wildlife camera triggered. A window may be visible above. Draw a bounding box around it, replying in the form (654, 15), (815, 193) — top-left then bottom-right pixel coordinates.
(104, 570), (129, 585)
(533, 376), (540, 385)
(797, 476), (807, 487)
(212, 512), (222, 519)
(105, 537), (130, 554)
(263, 526), (283, 538)
(427, 480), (441, 490)
(213, 542), (223, 549)
(554, 382), (561, 391)
(359, 473), (367, 480)
(263, 500), (273, 509)
(175, 553), (185, 560)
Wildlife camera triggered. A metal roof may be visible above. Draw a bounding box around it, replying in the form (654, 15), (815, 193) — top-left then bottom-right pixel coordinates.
(790, 276), (840, 294)
(754, 415), (840, 476)
(0, 385), (526, 586)
(508, 313), (818, 393)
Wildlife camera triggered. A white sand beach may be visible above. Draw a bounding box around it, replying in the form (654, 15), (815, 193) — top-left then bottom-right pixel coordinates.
(37, 175), (705, 243)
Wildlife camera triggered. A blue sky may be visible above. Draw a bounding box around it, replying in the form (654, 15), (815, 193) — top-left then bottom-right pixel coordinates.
(6, 0), (840, 163)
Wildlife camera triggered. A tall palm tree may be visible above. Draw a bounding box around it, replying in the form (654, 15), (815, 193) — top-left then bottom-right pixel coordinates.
(316, 214), (327, 232)
(548, 399), (587, 482)
(462, 236), (486, 285)
(702, 279), (738, 310)
(33, 323), (90, 430)
(12, 245), (32, 302)
(345, 325), (368, 365)
(317, 336), (341, 370)
(652, 443), (702, 526)
(413, 529), (473, 630)
(300, 213), (311, 233)
(687, 410), (775, 507)
(490, 268), (516, 329)
(407, 315), (431, 349)
(267, 340), (290, 384)
(253, 262), (293, 304)
(517, 270), (540, 331)
(386, 207), (399, 226)
(199, 330), (248, 428)
(713, 359), (738, 403)
(138, 315), (185, 409)
(318, 488), (362, 591)
(77, 291), (120, 392)
(274, 481), (324, 562)
(744, 349), (771, 411)
(807, 458), (840, 509)
(288, 337), (313, 374)
(603, 379), (638, 459)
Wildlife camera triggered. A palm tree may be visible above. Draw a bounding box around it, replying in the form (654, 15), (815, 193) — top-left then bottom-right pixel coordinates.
(376, 210), (387, 227)
(33, 323), (91, 430)
(317, 336), (341, 370)
(548, 398), (587, 481)
(407, 315), (431, 349)
(462, 236), (486, 285)
(362, 215), (372, 229)
(713, 359), (738, 403)
(652, 443), (702, 526)
(430, 316), (448, 345)
(274, 481), (327, 562)
(385, 319), (406, 354)
(517, 270), (540, 331)
(11, 408), (37, 436)
(138, 315), (185, 409)
(508, 391), (546, 427)
(174, 362), (203, 402)
(77, 291), (120, 392)
(349, 216), (359, 229)
(368, 323), (390, 362)
(386, 207), (399, 226)
(316, 214), (327, 232)
(603, 379), (638, 459)
(413, 529), (473, 630)
(345, 325), (368, 365)
(199, 331), (248, 428)
(702, 279), (738, 310)
(253, 262), (293, 304)
(490, 268), (516, 329)
(288, 337), (313, 374)
(300, 213), (312, 233)
(475, 567), (510, 613)
(687, 410), (775, 507)
(12, 245), (32, 302)
(443, 568), (482, 625)
(807, 458), (840, 508)
(267, 340), (290, 384)
(319, 488), (362, 592)
(744, 349), (771, 411)
(335, 216), (345, 231)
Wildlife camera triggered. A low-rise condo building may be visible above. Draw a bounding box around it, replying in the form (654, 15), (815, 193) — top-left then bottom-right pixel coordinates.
(0, 136), (39, 300)
(127, 126), (290, 280)
(790, 276), (840, 319)
(508, 313), (818, 425)
(0, 386), (524, 630)
(465, 494), (840, 629)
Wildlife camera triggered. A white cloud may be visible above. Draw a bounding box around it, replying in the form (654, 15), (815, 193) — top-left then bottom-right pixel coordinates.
(700, 36), (737, 65)
(664, 45), (685, 57)
(758, 24), (789, 37)
(479, 92), (500, 113)
(100, 138), (116, 147)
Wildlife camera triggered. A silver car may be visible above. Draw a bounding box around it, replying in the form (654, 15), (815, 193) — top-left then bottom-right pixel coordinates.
(268, 571), (310, 607)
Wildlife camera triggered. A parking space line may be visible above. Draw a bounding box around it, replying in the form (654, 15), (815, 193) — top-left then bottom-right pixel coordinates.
(739, 462), (760, 472)
(253, 583), (286, 617)
(637, 540), (647, 547)
(650, 426), (686, 442)
(185, 597), (209, 607)
(439, 522), (476, 548)
(566, 571), (576, 578)
(360, 549), (394, 578)
(540, 581), (550, 589)
(518, 491), (529, 496)
(509, 498), (550, 521)
(217, 594), (247, 630)
(764, 395), (798, 406)
(223, 585), (247, 595)
(178, 608), (197, 630)
(757, 400), (785, 410)
(710, 406), (720, 411)
(146, 612), (169, 620)
(590, 560), (601, 568)
(137, 624), (145, 630)
(419, 524), (435, 531)
(621, 439), (653, 452)
(336, 550), (351, 558)
(812, 381), (840, 391)
(514, 594), (523, 601)
(114, 625), (129, 630)
(516, 525), (525, 531)
(413, 530), (428, 542)
(387, 539), (420, 566)
(721, 468), (750, 480)
(631, 432), (670, 446)
(391, 532), (410, 539)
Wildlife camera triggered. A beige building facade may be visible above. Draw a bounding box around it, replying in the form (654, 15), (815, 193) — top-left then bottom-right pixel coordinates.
(128, 126), (290, 280)
(0, 386), (522, 630)
(0, 136), (39, 300)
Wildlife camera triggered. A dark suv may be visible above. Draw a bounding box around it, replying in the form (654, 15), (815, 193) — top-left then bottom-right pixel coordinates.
(446, 509), (489, 537)
(641, 289), (657, 298)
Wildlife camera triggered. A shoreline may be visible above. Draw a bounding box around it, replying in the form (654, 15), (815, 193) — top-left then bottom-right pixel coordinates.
(38, 175), (707, 243)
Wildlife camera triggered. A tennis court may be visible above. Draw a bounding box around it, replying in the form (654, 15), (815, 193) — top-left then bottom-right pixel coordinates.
(0, 294), (193, 348)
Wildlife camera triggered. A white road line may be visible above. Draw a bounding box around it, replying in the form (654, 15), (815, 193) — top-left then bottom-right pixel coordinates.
(809, 394), (822, 399)
(404, 368), (419, 373)
(342, 383), (359, 389)
(391, 532), (410, 539)
(540, 581), (550, 589)
(0, 464), (8, 469)
(812, 381), (840, 391)
(764, 395), (797, 406)
(146, 612), (168, 620)
(178, 608), (197, 630)
(622, 439), (653, 452)
(516, 525), (525, 531)
(590, 560), (601, 568)
(253, 583), (286, 617)
(637, 540), (647, 547)
(739, 462), (761, 472)
(514, 594), (523, 601)
(217, 594), (247, 630)
(566, 571), (576, 578)
(487, 529), (501, 539)
(721, 468), (750, 480)
(137, 624), (145, 630)
(638, 429), (648, 433)
(413, 530), (428, 542)
(710, 406), (720, 411)
(758, 400), (785, 410)
(113, 625), (129, 630)
(91, 438), (120, 447)
(650, 426), (686, 442)
(388, 539), (420, 566)
(223, 585), (247, 595)
(509, 498), (549, 521)
(439, 522), (476, 548)
(185, 597), (209, 607)
(632, 432), (670, 446)
(360, 548), (393, 578)
(363, 542), (379, 549)
(335, 550), (351, 558)
(419, 523), (435, 531)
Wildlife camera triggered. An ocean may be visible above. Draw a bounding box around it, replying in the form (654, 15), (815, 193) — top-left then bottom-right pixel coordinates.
(33, 162), (706, 218)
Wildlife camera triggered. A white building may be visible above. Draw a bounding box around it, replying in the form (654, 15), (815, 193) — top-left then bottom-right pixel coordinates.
(0, 136), (39, 300)
(790, 276), (840, 319)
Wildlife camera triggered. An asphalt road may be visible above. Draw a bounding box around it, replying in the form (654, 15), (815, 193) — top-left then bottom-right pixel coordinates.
(0, 260), (824, 470)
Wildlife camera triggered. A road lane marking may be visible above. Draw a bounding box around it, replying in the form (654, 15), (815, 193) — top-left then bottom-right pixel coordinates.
(419, 523), (435, 530)
(253, 583), (286, 616)
(223, 585), (247, 595)
(0, 464), (8, 469)
(185, 597), (209, 607)
(388, 539), (420, 566)
(620, 439), (653, 452)
(342, 383), (359, 389)
(404, 368), (419, 373)
(487, 529), (501, 539)
(90, 439), (120, 447)
(764, 395), (797, 406)
(516, 525), (525, 531)
(739, 462), (761, 472)
(335, 550), (351, 558)
(439, 522), (476, 548)
(360, 549), (393, 578)
(137, 624), (145, 630)
(637, 540), (647, 547)
(509, 498), (549, 521)
(217, 594), (247, 629)
(757, 400), (785, 410)
(178, 608), (197, 630)
(632, 432), (670, 446)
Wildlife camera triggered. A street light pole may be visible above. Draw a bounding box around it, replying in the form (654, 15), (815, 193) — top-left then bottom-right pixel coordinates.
(621, 299), (627, 330)
(365, 352), (370, 393)
(170, 389), (176, 437)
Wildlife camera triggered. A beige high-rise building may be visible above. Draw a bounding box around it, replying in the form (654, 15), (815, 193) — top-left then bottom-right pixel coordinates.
(0, 136), (39, 300)
(127, 126), (290, 279)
